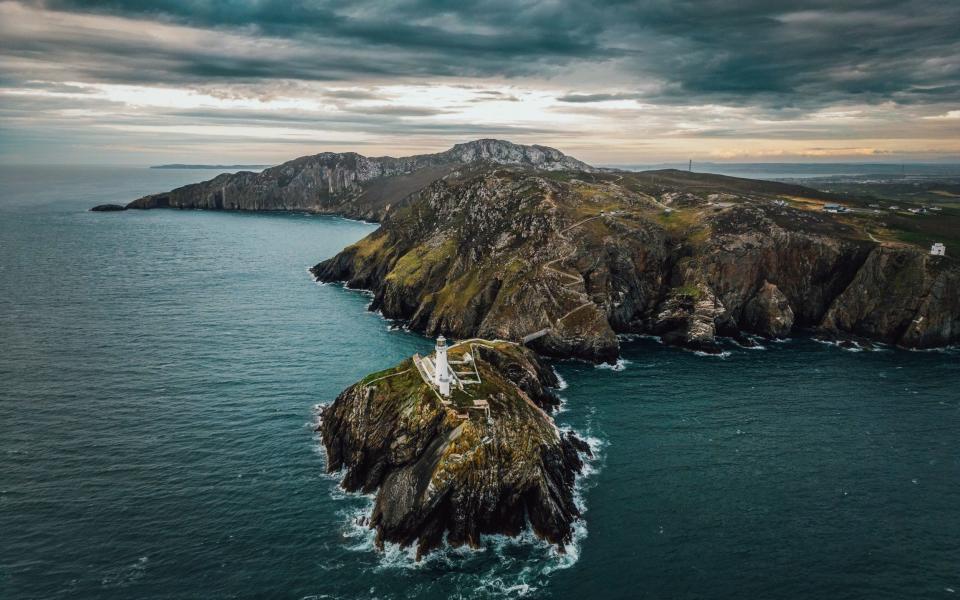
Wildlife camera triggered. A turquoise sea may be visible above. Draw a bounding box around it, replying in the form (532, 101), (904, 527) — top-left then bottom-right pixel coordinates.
(1, 166), (958, 599)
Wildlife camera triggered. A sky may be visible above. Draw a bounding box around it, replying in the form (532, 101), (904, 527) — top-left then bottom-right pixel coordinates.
(1, 0), (959, 166)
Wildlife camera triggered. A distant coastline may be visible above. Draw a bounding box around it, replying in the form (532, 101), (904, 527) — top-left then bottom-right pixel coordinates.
(150, 164), (269, 170)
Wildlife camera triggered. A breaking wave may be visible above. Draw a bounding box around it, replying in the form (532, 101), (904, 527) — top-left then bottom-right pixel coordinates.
(553, 370), (569, 391)
(595, 358), (630, 371)
(812, 337), (890, 353)
(692, 350), (732, 358)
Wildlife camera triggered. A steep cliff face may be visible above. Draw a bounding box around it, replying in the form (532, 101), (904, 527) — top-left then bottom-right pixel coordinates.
(319, 341), (589, 559)
(315, 167), (622, 361)
(123, 139), (597, 221)
(820, 247), (960, 347)
(314, 166), (960, 359)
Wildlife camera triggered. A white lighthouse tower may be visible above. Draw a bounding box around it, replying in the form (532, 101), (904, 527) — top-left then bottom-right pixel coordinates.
(433, 336), (452, 397)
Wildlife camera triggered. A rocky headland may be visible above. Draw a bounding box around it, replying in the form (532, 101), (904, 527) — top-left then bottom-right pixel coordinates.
(111, 138), (959, 359)
(313, 164), (959, 360)
(318, 340), (590, 559)
(122, 139), (595, 221)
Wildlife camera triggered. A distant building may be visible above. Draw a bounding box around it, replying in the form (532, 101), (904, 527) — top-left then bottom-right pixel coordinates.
(823, 204), (848, 213)
(931, 243), (946, 256)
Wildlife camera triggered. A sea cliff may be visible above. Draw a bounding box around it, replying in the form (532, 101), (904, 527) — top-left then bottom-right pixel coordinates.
(313, 166), (959, 359)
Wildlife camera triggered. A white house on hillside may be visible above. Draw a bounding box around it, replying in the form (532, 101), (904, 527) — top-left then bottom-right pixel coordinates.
(931, 243), (946, 256)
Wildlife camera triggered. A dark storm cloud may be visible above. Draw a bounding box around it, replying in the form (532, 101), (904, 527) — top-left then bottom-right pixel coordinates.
(24, 0), (616, 84)
(14, 0), (955, 108)
(42, 0), (609, 56)
(622, 1), (960, 107)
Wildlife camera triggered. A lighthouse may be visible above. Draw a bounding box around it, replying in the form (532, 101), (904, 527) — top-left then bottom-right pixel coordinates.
(433, 336), (451, 397)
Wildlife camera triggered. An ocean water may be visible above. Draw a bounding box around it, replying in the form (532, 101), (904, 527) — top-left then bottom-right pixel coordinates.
(1, 166), (958, 600)
(611, 162), (960, 181)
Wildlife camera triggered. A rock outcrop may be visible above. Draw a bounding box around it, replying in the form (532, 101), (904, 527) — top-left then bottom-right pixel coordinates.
(742, 281), (795, 339)
(120, 139), (597, 221)
(319, 340), (589, 559)
(820, 246), (960, 347)
(90, 204), (127, 212)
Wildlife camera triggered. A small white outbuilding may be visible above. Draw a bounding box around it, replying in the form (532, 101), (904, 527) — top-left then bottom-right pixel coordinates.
(930, 242), (946, 256)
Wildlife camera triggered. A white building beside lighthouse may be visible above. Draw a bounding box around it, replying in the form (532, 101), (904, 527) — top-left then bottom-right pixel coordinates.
(433, 335), (452, 397)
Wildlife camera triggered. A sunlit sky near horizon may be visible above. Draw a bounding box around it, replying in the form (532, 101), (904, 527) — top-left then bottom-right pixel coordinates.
(2, 1), (959, 166)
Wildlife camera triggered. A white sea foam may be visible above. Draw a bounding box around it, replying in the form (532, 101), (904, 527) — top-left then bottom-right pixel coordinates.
(908, 344), (959, 354)
(727, 335), (767, 350)
(347, 284), (375, 298)
(693, 350), (732, 358)
(305, 266), (325, 283)
(813, 337), (872, 353)
(595, 358), (630, 371)
(553, 369), (569, 391)
(552, 395), (569, 415)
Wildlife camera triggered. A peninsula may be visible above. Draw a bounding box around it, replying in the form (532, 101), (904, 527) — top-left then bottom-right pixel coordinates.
(109, 139), (959, 359)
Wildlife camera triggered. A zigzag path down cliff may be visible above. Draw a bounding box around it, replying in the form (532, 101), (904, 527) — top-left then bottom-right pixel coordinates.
(100, 138), (959, 361)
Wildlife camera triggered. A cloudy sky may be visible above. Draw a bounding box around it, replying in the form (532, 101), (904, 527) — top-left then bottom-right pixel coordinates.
(2, 0), (959, 165)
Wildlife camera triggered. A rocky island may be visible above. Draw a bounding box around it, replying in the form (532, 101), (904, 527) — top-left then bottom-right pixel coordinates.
(319, 337), (590, 559)
(112, 139), (959, 359)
